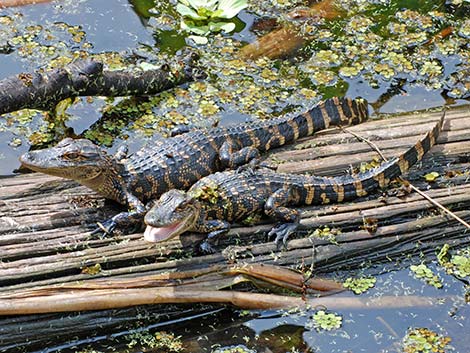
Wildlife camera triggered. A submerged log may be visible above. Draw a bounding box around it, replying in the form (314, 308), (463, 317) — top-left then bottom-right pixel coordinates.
(239, 0), (342, 59)
(0, 50), (203, 115)
(0, 106), (469, 350)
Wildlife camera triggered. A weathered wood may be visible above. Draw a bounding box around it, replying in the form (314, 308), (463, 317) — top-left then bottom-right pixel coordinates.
(0, 106), (469, 351)
(0, 51), (203, 115)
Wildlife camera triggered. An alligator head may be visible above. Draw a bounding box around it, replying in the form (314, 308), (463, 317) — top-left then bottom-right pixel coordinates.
(144, 189), (200, 242)
(19, 138), (124, 201)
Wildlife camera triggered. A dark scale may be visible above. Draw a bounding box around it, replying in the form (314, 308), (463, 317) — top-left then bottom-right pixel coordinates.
(19, 97), (368, 235)
(144, 112), (444, 252)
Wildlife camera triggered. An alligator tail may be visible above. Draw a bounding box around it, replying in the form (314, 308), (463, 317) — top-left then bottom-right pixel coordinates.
(332, 111), (445, 201)
(291, 97), (369, 137)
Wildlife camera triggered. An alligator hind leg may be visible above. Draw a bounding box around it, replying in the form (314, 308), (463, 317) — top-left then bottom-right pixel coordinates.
(264, 187), (301, 249)
(219, 140), (260, 169)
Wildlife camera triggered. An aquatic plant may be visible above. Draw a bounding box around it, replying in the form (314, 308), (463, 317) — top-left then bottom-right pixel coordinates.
(343, 276), (376, 294)
(176, 0), (248, 42)
(310, 310), (342, 331)
(438, 244), (470, 278)
(410, 263), (443, 289)
(402, 328), (451, 353)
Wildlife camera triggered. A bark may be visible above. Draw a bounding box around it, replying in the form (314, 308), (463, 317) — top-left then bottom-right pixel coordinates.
(0, 50), (204, 115)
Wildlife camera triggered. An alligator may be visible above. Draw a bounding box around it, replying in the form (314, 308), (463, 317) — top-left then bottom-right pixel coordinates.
(19, 97), (368, 234)
(144, 112), (444, 252)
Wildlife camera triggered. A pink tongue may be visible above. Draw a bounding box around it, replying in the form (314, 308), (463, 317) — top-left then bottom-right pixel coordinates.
(144, 223), (181, 242)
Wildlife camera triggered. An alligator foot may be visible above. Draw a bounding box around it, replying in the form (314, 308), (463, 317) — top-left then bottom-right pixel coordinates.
(235, 159), (277, 175)
(198, 240), (217, 254)
(268, 222), (299, 250)
(90, 219), (117, 236)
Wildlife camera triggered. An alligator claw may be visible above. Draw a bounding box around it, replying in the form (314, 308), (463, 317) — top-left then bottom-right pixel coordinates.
(90, 219), (117, 236)
(198, 240), (216, 254)
(268, 223), (298, 250)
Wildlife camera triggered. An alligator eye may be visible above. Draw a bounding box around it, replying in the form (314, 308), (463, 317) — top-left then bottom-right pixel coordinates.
(63, 152), (81, 160)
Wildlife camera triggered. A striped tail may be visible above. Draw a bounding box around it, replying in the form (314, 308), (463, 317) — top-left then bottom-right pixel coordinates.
(302, 111), (444, 204)
(331, 111), (445, 201)
(293, 97), (369, 137)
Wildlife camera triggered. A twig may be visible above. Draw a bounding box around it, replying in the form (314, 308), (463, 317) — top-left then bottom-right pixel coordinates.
(339, 121), (470, 230)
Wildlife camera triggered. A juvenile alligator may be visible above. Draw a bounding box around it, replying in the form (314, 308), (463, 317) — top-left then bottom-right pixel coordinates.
(19, 97), (368, 234)
(144, 113), (444, 252)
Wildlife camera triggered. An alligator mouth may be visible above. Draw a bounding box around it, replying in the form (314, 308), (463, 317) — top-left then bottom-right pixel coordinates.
(144, 221), (188, 243)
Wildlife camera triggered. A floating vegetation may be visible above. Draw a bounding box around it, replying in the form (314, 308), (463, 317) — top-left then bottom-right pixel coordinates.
(438, 244), (470, 279)
(402, 328), (452, 353)
(80, 263), (102, 275)
(309, 310), (342, 331)
(177, 0), (247, 43)
(410, 263), (443, 289)
(125, 331), (184, 352)
(423, 171), (440, 182)
(343, 276), (376, 294)
(359, 157), (381, 173)
(212, 345), (256, 353)
(309, 226), (341, 244)
(2, 0), (470, 155)
(189, 180), (220, 204)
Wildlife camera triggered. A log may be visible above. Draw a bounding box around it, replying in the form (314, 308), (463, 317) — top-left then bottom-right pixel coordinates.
(0, 106), (469, 350)
(0, 50), (203, 115)
(0, 0), (53, 7)
(239, 0), (342, 59)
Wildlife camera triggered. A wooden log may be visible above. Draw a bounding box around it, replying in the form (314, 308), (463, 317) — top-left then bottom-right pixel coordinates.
(0, 0), (53, 7)
(0, 51), (203, 115)
(0, 106), (469, 350)
(239, 0), (342, 59)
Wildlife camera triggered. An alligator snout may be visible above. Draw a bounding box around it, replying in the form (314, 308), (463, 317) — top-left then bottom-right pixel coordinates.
(19, 152), (34, 164)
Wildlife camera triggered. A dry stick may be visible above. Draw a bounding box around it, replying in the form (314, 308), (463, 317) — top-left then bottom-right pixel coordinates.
(0, 290), (448, 315)
(338, 123), (470, 230)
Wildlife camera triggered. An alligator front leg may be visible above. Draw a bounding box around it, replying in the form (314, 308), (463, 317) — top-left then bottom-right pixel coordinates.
(219, 141), (260, 169)
(93, 193), (146, 235)
(264, 187), (301, 249)
(197, 219), (231, 253)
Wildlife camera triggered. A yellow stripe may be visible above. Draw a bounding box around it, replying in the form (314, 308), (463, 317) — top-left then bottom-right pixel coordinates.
(320, 193), (330, 204)
(346, 98), (358, 121)
(247, 128), (260, 148)
(287, 119), (300, 140)
(305, 186), (315, 204)
(398, 155), (409, 173)
(373, 172), (387, 188)
(333, 97), (347, 124)
(354, 179), (367, 197)
(332, 183), (345, 202)
(303, 111), (314, 135)
(415, 141), (425, 160)
(428, 131), (435, 147)
(320, 104), (331, 128)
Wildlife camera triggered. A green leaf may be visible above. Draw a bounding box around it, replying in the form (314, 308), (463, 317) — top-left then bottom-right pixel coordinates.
(187, 0), (219, 11)
(217, 0), (248, 19)
(187, 35), (208, 44)
(424, 171), (439, 182)
(55, 98), (73, 118)
(181, 20), (209, 35)
(176, 3), (205, 20)
(209, 21), (236, 33)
